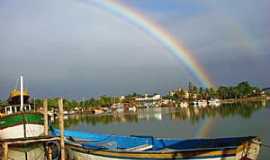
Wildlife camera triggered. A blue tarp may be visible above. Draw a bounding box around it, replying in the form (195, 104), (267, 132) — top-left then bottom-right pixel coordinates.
(51, 128), (254, 151)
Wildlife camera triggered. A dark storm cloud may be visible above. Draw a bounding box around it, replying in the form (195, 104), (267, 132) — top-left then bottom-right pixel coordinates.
(0, 0), (269, 98)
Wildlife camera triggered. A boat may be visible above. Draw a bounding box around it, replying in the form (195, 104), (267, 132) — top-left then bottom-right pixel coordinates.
(51, 129), (261, 160)
(128, 106), (137, 112)
(7, 144), (46, 160)
(208, 99), (221, 107)
(198, 100), (208, 108)
(180, 102), (188, 108)
(0, 76), (44, 139)
(191, 101), (198, 107)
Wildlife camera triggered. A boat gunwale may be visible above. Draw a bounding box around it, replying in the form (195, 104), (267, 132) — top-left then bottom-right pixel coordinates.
(0, 112), (44, 129)
(0, 121), (44, 130)
(53, 128), (258, 142)
(66, 143), (238, 159)
(0, 111), (43, 119)
(65, 136), (259, 154)
(66, 142), (238, 153)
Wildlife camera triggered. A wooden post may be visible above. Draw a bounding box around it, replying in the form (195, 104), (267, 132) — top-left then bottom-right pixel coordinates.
(43, 98), (48, 136)
(43, 99), (52, 160)
(58, 98), (65, 160)
(2, 143), (8, 160)
(47, 147), (52, 160)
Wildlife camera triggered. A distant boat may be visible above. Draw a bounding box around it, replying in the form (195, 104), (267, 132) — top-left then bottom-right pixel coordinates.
(0, 76), (44, 139)
(198, 100), (208, 107)
(92, 108), (105, 115)
(112, 103), (124, 113)
(180, 102), (188, 108)
(208, 99), (221, 107)
(192, 101), (198, 107)
(52, 129), (261, 160)
(128, 106), (137, 112)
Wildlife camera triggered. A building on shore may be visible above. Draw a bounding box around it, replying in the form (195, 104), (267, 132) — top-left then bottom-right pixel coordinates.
(135, 94), (161, 108)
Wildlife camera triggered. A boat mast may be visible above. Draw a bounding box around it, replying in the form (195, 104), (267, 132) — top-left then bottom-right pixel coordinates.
(20, 75), (24, 111)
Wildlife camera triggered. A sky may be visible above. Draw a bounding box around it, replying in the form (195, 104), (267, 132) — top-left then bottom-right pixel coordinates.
(0, 0), (269, 99)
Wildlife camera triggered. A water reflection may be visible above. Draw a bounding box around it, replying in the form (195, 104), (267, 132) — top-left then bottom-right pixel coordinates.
(3, 101), (268, 160)
(57, 100), (269, 160)
(60, 100), (269, 128)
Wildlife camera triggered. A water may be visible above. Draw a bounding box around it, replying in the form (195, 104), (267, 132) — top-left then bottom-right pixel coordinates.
(62, 100), (270, 159)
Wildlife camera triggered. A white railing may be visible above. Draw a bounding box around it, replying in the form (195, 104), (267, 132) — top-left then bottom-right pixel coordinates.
(4, 104), (34, 115)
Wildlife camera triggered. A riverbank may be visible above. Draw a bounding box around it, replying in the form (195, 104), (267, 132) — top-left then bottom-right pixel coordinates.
(221, 96), (268, 104)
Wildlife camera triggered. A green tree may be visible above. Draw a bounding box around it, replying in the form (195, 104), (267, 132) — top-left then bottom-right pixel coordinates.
(217, 86), (228, 99)
(235, 81), (253, 97)
(208, 88), (217, 98)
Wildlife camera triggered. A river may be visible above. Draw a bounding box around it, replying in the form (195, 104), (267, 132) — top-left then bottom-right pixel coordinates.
(63, 100), (270, 159)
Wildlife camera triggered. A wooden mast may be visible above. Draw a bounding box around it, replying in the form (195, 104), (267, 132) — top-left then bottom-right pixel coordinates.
(20, 76), (24, 111)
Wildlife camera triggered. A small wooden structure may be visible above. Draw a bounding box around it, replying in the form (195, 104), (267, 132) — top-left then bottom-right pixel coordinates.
(0, 136), (60, 160)
(0, 98), (65, 160)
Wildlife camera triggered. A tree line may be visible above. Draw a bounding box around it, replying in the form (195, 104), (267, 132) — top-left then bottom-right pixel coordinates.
(168, 81), (263, 101)
(0, 81), (268, 110)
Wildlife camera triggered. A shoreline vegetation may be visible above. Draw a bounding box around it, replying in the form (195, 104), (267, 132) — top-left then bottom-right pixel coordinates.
(57, 101), (267, 129)
(220, 96), (268, 104)
(0, 81), (269, 111)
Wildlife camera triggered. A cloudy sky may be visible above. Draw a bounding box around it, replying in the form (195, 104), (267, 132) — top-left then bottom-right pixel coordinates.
(0, 0), (269, 99)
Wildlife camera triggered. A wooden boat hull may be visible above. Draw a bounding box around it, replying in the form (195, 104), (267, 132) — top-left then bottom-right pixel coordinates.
(51, 129), (261, 160)
(7, 144), (45, 160)
(0, 112), (44, 139)
(67, 146), (238, 160)
(66, 140), (261, 160)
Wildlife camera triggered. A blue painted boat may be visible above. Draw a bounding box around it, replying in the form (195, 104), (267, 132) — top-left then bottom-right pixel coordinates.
(51, 129), (261, 160)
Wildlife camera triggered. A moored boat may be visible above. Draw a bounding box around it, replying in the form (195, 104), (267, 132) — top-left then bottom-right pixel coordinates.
(208, 99), (221, 107)
(0, 112), (44, 139)
(198, 100), (208, 108)
(52, 129), (261, 160)
(0, 76), (44, 139)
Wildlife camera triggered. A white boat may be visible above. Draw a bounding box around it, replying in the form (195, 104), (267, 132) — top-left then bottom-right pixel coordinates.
(198, 100), (208, 107)
(112, 103), (124, 113)
(128, 106), (137, 112)
(180, 102), (188, 108)
(0, 76), (44, 139)
(208, 99), (221, 107)
(192, 101), (198, 107)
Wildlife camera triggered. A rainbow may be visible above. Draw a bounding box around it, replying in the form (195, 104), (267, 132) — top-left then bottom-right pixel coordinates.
(85, 0), (214, 87)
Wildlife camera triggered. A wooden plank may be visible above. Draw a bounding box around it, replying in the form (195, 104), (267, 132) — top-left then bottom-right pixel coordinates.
(2, 137), (60, 145)
(0, 136), (60, 145)
(0, 135), (57, 142)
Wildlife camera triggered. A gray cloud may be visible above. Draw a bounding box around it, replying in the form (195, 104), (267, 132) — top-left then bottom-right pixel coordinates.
(0, 0), (269, 98)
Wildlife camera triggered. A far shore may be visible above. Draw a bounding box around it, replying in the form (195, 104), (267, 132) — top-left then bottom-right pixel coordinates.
(220, 96), (269, 104)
